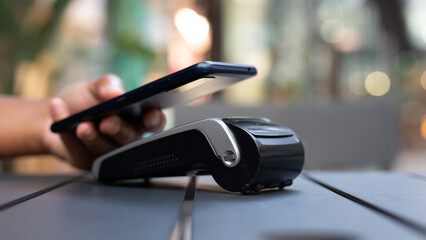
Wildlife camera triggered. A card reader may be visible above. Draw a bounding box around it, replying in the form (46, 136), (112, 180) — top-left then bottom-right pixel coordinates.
(92, 117), (304, 193)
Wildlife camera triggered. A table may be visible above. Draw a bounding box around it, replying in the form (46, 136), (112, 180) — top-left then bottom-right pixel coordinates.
(1, 171), (425, 240)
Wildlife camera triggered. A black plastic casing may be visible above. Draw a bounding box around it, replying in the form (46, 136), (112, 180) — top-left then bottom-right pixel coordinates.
(95, 118), (304, 193)
(214, 118), (304, 193)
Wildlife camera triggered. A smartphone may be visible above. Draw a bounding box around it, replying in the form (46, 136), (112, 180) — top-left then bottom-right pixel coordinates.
(50, 61), (257, 133)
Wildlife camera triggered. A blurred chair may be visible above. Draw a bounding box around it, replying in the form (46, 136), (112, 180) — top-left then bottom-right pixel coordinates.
(173, 100), (400, 170)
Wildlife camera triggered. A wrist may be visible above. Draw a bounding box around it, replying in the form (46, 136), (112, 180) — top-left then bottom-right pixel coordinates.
(33, 98), (53, 155)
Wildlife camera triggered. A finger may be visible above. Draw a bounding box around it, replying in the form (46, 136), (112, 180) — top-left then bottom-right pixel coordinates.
(76, 121), (118, 155)
(50, 97), (70, 121)
(142, 109), (166, 133)
(99, 116), (140, 145)
(49, 98), (93, 170)
(87, 74), (124, 101)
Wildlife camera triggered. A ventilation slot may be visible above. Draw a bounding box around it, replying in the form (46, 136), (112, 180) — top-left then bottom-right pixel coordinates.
(133, 153), (183, 175)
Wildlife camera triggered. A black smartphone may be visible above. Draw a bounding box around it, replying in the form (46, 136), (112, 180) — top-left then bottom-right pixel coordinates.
(50, 61), (257, 133)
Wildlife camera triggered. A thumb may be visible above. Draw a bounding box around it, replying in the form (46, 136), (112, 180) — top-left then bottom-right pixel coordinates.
(87, 74), (124, 102)
(50, 97), (70, 121)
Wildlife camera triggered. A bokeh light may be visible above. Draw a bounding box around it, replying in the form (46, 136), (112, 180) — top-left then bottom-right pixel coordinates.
(320, 19), (346, 44)
(364, 71), (391, 96)
(174, 8), (210, 53)
(334, 28), (362, 53)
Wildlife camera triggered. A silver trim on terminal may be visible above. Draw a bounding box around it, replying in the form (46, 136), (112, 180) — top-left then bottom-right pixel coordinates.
(92, 118), (241, 179)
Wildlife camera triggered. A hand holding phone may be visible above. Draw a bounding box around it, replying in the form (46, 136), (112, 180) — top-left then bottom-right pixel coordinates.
(43, 74), (165, 170)
(51, 61), (257, 133)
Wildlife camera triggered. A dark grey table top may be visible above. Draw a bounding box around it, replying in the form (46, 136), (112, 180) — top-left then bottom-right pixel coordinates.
(0, 171), (425, 240)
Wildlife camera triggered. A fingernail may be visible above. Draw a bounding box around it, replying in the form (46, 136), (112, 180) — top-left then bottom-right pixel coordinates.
(100, 75), (123, 96)
(108, 75), (123, 91)
(50, 98), (66, 120)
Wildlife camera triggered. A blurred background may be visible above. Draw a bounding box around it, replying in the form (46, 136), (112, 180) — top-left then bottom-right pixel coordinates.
(0, 0), (425, 173)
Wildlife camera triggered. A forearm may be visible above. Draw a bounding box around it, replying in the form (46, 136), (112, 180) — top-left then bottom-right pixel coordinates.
(0, 96), (51, 157)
